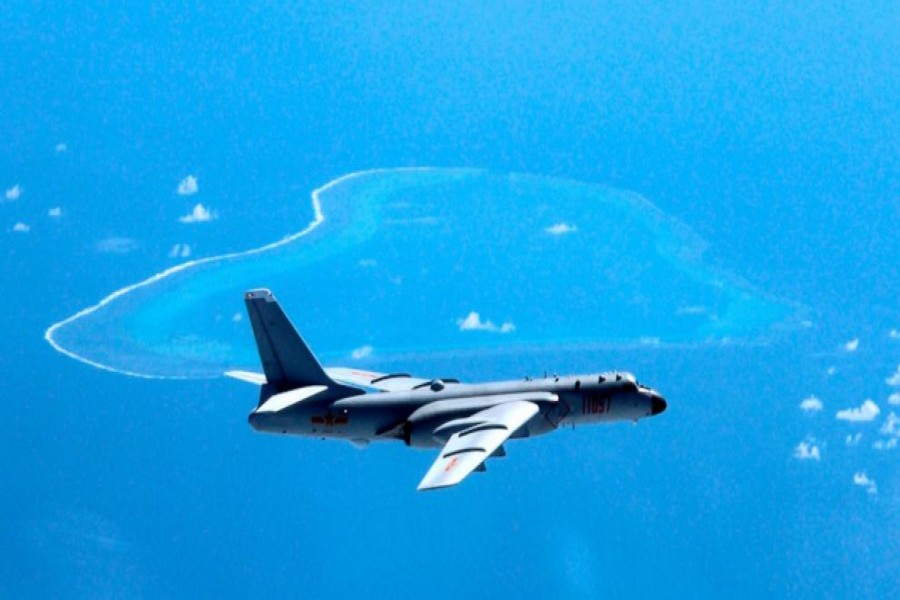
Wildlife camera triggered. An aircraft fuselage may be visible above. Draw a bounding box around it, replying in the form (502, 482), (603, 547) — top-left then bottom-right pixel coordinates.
(248, 371), (666, 448)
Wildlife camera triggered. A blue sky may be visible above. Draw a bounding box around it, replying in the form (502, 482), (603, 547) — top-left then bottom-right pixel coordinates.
(2, 2), (898, 597)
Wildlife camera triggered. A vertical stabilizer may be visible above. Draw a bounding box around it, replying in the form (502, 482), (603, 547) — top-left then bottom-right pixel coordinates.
(243, 289), (347, 393)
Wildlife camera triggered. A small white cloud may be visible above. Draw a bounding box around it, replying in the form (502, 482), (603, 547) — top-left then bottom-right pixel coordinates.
(457, 311), (515, 334)
(95, 237), (139, 254)
(12, 222), (30, 233)
(799, 396), (823, 413)
(888, 392), (900, 406)
(836, 399), (880, 423)
(886, 365), (900, 387)
(177, 175), (198, 196)
(5, 184), (22, 201)
(793, 439), (821, 461)
(178, 203), (216, 224)
(826, 366), (837, 376)
(48, 207), (62, 218)
(232, 312), (242, 322)
(853, 472), (877, 495)
(879, 412), (899, 438)
(545, 222), (577, 235)
(358, 259), (377, 267)
(843, 338), (859, 352)
(351, 345), (373, 360)
(873, 438), (897, 450)
(55, 142), (67, 153)
(168, 243), (191, 258)
(853, 472), (875, 486)
(846, 433), (862, 446)
(889, 329), (900, 340)
(458, 312), (484, 331)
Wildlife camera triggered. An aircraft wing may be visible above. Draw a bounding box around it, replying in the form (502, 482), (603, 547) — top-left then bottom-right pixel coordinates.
(226, 367), (461, 393)
(417, 399), (540, 491)
(326, 367), (461, 392)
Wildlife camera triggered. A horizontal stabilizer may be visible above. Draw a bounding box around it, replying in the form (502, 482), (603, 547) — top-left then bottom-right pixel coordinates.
(224, 370), (267, 385)
(256, 385), (328, 413)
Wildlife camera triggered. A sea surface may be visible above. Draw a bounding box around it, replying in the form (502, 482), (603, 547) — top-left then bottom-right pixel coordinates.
(2, 2), (898, 598)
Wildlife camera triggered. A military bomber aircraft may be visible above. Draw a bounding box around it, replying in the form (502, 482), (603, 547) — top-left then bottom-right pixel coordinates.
(227, 289), (667, 491)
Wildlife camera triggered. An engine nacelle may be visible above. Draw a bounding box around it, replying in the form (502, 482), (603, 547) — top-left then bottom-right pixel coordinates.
(402, 391), (557, 448)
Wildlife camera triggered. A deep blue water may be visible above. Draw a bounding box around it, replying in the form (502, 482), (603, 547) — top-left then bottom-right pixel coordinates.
(2, 2), (898, 597)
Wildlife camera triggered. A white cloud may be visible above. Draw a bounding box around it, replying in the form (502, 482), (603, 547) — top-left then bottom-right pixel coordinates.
(826, 366), (837, 376)
(799, 396), (823, 413)
(853, 472), (877, 495)
(232, 312), (243, 322)
(886, 365), (900, 387)
(843, 338), (859, 352)
(853, 472), (872, 486)
(889, 329), (900, 340)
(55, 142), (67, 153)
(95, 237), (139, 254)
(545, 222), (577, 235)
(178, 203), (216, 224)
(846, 433), (862, 446)
(177, 175), (198, 196)
(457, 311), (515, 334)
(873, 438), (897, 450)
(12, 222), (30, 233)
(793, 439), (821, 461)
(48, 207), (62, 218)
(168, 243), (191, 258)
(5, 184), (22, 201)
(836, 399), (880, 423)
(888, 392), (900, 406)
(879, 412), (899, 438)
(351, 345), (373, 360)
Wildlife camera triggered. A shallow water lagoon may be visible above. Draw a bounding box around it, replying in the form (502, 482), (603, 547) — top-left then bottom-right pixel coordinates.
(48, 168), (797, 378)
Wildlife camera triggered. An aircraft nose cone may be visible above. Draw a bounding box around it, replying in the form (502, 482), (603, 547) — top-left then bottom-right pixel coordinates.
(651, 394), (667, 416)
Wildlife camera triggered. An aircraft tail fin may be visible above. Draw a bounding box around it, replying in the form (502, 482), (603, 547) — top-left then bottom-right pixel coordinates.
(243, 289), (345, 393)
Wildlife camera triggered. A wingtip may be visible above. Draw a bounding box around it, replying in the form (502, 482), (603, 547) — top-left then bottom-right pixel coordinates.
(417, 481), (452, 492)
(417, 474), (465, 492)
